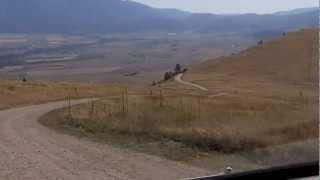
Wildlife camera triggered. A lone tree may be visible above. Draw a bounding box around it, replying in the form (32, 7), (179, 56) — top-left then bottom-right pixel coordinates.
(175, 64), (181, 73)
(164, 72), (171, 80)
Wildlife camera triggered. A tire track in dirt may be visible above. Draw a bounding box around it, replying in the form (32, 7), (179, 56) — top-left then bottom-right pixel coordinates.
(0, 99), (210, 180)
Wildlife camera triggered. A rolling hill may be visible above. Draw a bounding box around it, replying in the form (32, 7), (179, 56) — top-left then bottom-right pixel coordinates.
(0, 0), (182, 33)
(32, 28), (318, 171)
(184, 28), (318, 100)
(0, 0), (317, 34)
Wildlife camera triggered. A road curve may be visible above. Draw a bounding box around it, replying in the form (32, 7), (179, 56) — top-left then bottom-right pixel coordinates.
(0, 99), (209, 180)
(174, 73), (209, 91)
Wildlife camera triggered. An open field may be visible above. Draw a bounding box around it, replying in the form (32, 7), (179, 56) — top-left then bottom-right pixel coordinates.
(0, 1), (318, 179)
(39, 29), (318, 171)
(39, 90), (318, 171)
(40, 92), (317, 148)
(0, 33), (255, 85)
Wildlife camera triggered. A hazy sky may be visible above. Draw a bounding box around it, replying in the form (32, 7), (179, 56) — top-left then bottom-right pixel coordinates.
(131, 0), (318, 14)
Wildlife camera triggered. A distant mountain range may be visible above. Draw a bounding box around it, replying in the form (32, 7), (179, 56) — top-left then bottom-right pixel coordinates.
(274, 7), (318, 16)
(0, 0), (318, 34)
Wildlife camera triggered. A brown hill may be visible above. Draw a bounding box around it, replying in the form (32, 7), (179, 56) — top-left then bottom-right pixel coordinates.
(185, 28), (318, 99)
(35, 29), (318, 169)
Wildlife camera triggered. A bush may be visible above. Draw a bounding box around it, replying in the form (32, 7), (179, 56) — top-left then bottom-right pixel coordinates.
(175, 64), (181, 73)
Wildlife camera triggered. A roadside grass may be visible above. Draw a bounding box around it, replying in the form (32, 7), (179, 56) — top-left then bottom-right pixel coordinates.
(40, 88), (318, 154)
(38, 29), (318, 169)
(0, 80), (122, 109)
(36, 30), (319, 171)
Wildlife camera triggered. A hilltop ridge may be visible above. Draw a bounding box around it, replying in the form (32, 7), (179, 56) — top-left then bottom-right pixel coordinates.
(0, 0), (317, 34)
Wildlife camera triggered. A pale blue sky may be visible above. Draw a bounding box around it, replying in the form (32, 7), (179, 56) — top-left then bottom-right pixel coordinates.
(131, 0), (318, 14)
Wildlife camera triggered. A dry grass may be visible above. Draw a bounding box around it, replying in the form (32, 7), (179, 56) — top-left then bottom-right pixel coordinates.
(46, 89), (317, 154)
(0, 80), (122, 109)
(38, 29), (318, 170)
(184, 29), (318, 99)
(40, 29), (319, 155)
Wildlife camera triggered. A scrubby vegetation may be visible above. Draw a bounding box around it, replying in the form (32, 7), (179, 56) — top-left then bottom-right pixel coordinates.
(0, 80), (121, 109)
(42, 88), (317, 154)
(39, 29), (318, 166)
(153, 64), (188, 86)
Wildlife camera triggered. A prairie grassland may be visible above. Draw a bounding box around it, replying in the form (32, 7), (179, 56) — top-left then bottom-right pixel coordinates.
(0, 80), (122, 109)
(184, 29), (318, 97)
(40, 30), (319, 170)
(40, 29), (318, 167)
(42, 86), (317, 154)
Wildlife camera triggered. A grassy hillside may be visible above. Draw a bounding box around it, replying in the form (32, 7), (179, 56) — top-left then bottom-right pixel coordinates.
(185, 29), (318, 96)
(39, 29), (318, 170)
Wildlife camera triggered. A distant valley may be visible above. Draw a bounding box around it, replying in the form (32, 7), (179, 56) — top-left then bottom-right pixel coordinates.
(0, 33), (254, 84)
(0, 0), (317, 84)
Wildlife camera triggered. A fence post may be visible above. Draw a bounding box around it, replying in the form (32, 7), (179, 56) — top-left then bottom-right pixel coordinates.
(121, 88), (126, 115)
(160, 89), (163, 107)
(125, 87), (129, 114)
(198, 95), (201, 120)
(68, 96), (72, 119)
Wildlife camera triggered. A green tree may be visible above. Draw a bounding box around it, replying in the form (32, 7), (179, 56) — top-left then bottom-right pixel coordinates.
(258, 40), (264, 45)
(164, 72), (170, 80)
(175, 64), (181, 73)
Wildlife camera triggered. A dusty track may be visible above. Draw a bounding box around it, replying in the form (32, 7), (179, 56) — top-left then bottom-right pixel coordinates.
(0, 99), (209, 180)
(174, 73), (209, 91)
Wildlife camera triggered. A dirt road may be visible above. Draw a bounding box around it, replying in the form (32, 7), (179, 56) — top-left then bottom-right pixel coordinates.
(0, 100), (209, 180)
(174, 73), (208, 91)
